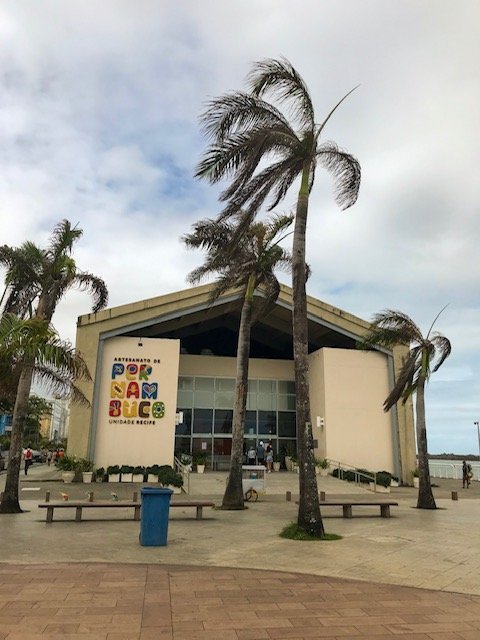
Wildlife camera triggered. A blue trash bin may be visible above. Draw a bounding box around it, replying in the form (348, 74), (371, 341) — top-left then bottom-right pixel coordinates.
(139, 486), (173, 546)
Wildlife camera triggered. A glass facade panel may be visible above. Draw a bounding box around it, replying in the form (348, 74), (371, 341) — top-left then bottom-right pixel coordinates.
(278, 380), (295, 394)
(214, 409), (233, 434)
(258, 379), (277, 394)
(177, 390), (193, 407)
(192, 408), (213, 434)
(215, 391), (235, 408)
(193, 391), (215, 408)
(257, 393), (277, 411)
(195, 377), (214, 391)
(178, 377), (194, 390)
(278, 411), (296, 437)
(174, 436), (191, 457)
(175, 408), (192, 435)
(215, 378), (235, 391)
(244, 410), (257, 435)
(258, 411), (276, 435)
(278, 395), (295, 411)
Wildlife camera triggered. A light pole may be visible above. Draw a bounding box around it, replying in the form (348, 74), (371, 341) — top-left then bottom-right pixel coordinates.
(474, 421), (480, 462)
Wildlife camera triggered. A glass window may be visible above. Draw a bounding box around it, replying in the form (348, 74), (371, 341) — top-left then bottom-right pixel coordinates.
(192, 408), (213, 434)
(215, 378), (235, 391)
(278, 411), (296, 437)
(247, 379), (258, 393)
(215, 391), (235, 409)
(214, 409), (233, 434)
(175, 408), (192, 436)
(258, 393), (277, 411)
(178, 377), (194, 390)
(258, 411), (276, 435)
(244, 410), (257, 435)
(174, 436), (191, 457)
(193, 391), (215, 408)
(258, 379), (277, 394)
(195, 377), (214, 391)
(246, 391), (257, 410)
(278, 395), (295, 411)
(177, 390), (193, 407)
(278, 380), (295, 394)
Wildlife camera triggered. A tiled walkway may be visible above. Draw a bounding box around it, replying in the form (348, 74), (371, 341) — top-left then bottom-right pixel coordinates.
(0, 563), (479, 640)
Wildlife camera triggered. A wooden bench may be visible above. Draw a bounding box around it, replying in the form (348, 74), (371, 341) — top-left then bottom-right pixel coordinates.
(38, 500), (141, 523)
(38, 492), (215, 522)
(170, 501), (215, 520)
(319, 500), (398, 518)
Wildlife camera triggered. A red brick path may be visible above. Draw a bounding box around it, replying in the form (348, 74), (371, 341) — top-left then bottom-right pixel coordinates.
(0, 564), (479, 639)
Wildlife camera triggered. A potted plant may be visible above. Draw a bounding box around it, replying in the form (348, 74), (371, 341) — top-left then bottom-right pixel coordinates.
(315, 458), (329, 477)
(193, 452), (207, 473)
(95, 467), (106, 483)
(412, 469), (419, 488)
(146, 464), (160, 483)
(371, 471), (391, 493)
(180, 454), (193, 471)
(107, 465), (121, 483)
(390, 475), (400, 488)
(132, 466), (145, 482)
(120, 464), (134, 482)
(77, 458), (94, 483)
(272, 453), (281, 472)
(157, 465), (183, 494)
(56, 455), (78, 483)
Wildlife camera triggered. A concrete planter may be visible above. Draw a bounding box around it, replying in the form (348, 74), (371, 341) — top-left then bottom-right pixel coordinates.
(413, 477), (419, 488)
(273, 462), (281, 472)
(196, 465), (205, 474)
(62, 471), (75, 484)
(132, 474), (144, 483)
(108, 474), (120, 483)
(121, 473), (133, 483)
(82, 472), (94, 483)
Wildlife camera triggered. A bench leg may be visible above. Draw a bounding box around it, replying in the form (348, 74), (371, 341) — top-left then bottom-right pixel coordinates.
(196, 506), (203, 520)
(75, 507), (82, 522)
(134, 505), (141, 521)
(342, 505), (352, 518)
(46, 506), (54, 523)
(380, 505), (390, 518)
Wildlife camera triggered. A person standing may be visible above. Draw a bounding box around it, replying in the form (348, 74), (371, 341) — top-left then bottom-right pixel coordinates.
(23, 446), (33, 476)
(256, 441), (265, 467)
(247, 446), (256, 466)
(265, 443), (274, 473)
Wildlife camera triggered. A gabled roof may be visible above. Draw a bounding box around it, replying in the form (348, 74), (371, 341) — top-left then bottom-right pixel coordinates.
(77, 283), (372, 359)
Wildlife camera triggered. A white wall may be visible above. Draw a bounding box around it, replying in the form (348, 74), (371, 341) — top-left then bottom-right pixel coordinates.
(94, 336), (180, 467)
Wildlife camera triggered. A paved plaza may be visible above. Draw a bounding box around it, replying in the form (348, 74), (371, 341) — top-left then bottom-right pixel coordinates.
(0, 465), (479, 639)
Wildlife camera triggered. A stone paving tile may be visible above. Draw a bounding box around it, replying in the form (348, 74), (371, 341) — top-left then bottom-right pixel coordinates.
(0, 564), (479, 639)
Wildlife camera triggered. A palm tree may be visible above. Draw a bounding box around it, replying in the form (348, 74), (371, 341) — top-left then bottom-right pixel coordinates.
(0, 219), (108, 322)
(183, 213), (293, 509)
(360, 308), (451, 509)
(0, 219), (108, 513)
(196, 58), (361, 535)
(0, 314), (91, 513)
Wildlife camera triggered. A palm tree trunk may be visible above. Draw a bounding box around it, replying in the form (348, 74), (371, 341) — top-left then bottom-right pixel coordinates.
(292, 162), (324, 537)
(415, 375), (436, 509)
(0, 362), (34, 513)
(222, 281), (254, 509)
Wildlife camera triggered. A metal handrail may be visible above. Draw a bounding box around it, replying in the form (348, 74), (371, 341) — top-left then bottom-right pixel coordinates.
(327, 458), (377, 491)
(174, 456), (190, 494)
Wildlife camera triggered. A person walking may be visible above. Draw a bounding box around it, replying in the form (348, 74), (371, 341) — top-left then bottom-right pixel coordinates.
(462, 460), (473, 488)
(23, 446), (33, 476)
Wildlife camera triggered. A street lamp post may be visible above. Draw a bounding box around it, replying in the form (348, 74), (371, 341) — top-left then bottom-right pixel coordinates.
(474, 421), (480, 463)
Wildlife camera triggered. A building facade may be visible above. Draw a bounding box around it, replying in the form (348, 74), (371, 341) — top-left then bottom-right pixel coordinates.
(68, 284), (416, 481)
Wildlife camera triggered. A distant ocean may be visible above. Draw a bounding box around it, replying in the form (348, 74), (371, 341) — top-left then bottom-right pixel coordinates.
(429, 458), (480, 481)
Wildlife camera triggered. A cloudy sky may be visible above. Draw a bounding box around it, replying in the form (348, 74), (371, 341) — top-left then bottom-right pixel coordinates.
(1, 1), (479, 454)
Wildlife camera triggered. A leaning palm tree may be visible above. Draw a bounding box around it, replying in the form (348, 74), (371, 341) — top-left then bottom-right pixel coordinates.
(0, 314), (91, 513)
(196, 58), (361, 535)
(0, 220), (108, 513)
(184, 213), (293, 509)
(360, 308), (451, 509)
(0, 219), (108, 322)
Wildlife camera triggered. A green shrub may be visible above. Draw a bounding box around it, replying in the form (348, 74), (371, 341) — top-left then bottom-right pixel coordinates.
(107, 465), (120, 476)
(56, 455), (78, 471)
(157, 466), (183, 488)
(120, 464), (134, 475)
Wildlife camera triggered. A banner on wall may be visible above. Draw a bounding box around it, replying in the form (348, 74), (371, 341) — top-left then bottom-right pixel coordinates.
(108, 356), (166, 425)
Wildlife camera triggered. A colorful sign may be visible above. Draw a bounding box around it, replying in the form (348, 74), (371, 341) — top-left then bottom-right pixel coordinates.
(108, 357), (165, 425)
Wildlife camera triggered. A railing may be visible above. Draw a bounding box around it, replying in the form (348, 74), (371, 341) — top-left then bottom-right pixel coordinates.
(174, 456), (190, 494)
(428, 460), (480, 481)
(327, 458), (377, 491)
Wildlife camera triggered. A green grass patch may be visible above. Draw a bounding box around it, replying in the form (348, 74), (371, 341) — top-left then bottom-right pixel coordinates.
(279, 522), (342, 541)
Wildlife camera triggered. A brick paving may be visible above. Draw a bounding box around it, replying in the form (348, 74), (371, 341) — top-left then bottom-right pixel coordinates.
(0, 564), (479, 640)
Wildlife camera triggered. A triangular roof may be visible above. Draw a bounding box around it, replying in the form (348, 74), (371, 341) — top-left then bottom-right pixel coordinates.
(77, 283), (372, 359)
